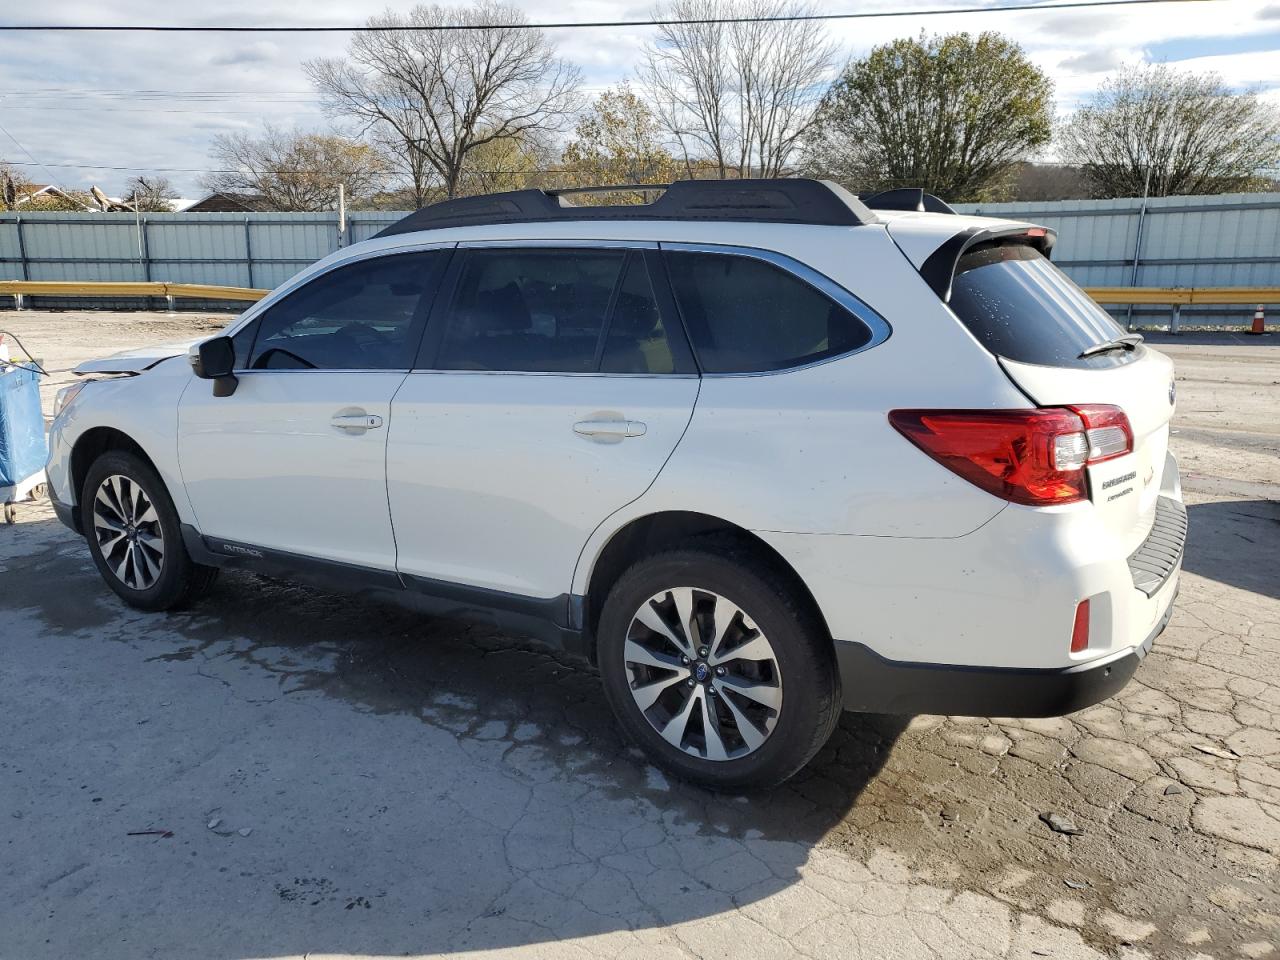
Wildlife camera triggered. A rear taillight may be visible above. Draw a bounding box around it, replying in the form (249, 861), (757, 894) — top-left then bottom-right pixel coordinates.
(888, 406), (1133, 506)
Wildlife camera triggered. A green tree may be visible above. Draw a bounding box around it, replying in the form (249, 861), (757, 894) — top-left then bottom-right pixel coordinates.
(803, 32), (1053, 203)
(558, 85), (678, 201)
(1060, 65), (1280, 198)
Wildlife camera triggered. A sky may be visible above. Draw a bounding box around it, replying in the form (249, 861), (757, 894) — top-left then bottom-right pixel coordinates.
(1, 0), (1277, 201)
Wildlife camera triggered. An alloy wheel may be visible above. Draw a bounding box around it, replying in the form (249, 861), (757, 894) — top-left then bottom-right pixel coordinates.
(92, 474), (165, 590)
(624, 587), (783, 761)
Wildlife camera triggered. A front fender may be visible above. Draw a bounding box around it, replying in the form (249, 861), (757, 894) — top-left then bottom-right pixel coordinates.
(50, 358), (197, 525)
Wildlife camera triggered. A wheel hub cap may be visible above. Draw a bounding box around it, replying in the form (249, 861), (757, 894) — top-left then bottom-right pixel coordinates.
(623, 587), (783, 762)
(92, 474), (165, 590)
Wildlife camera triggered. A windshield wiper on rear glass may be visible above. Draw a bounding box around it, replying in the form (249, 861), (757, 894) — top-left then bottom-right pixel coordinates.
(1079, 333), (1144, 359)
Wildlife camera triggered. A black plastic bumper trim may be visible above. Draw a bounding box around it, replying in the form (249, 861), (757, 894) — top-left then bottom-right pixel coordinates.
(50, 492), (82, 535)
(1128, 496), (1187, 597)
(836, 593), (1175, 717)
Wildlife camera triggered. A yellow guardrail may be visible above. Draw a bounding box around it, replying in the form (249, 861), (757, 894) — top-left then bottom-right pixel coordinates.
(1, 281), (1275, 332)
(1085, 287), (1280, 306)
(0, 280), (268, 302)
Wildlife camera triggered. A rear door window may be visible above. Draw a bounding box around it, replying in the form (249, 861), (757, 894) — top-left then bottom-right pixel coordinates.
(948, 244), (1136, 369)
(664, 251), (873, 373)
(434, 248), (692, 374)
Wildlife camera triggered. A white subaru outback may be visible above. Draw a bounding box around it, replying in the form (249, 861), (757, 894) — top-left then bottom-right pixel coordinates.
(47, 180), (1184, 789)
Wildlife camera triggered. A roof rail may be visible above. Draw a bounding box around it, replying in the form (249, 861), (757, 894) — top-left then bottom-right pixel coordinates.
(373, 178), (877, 238)
(860, 188), (956, 215)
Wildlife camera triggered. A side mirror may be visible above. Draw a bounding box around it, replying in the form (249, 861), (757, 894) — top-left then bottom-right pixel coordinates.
(189, 337), (238, 397)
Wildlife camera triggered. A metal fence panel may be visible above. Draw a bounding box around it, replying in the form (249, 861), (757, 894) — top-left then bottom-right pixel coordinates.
(954, 192), (1280, 297)
(3, 194), (1278, 321)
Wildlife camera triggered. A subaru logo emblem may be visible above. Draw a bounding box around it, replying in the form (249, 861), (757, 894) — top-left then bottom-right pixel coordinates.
(694, 662), (711, 683)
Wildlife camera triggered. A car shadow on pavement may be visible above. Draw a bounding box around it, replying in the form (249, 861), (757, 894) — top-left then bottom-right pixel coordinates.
(1, 514), (907, 960)
(1183, 499), (1280, 600)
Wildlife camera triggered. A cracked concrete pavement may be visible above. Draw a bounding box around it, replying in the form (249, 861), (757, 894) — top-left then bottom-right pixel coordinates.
(1, 313), (1278, 960)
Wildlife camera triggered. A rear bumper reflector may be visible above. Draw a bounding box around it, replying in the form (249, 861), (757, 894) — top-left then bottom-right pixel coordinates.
(1128, 496), (1188, 597)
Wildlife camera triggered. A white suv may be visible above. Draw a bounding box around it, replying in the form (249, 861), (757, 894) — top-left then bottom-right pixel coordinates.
(47, 180), (1184, 788)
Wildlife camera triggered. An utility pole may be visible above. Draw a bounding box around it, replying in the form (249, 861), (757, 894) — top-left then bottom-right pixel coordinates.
(337, 183), (347, 248)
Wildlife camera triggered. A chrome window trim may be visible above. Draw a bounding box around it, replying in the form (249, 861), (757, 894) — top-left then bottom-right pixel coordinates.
(658, 240), (893, 377)
(402, 369), (699, 380)
(456, 239), (660, 250)
(233, 368), (413, 376)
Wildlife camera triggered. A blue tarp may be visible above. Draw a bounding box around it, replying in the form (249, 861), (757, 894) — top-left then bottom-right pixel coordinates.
(0, 364), (48, 490)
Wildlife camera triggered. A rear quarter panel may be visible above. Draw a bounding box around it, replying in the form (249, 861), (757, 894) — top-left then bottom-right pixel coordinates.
(572, 223), (1031, 594)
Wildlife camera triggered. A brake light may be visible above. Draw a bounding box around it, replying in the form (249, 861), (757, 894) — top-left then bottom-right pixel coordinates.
(888, 406), (1133, 506)
(1070, 599), (1090, 653)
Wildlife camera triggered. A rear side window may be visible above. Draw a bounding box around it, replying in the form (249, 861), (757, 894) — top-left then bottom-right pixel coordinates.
(665, 252), (872, 373)
(435, 249), (690, 374)
(949, 244), (1135, 368)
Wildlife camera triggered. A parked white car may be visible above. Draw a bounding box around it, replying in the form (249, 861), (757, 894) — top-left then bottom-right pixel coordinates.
(47, 180), (1184, 788)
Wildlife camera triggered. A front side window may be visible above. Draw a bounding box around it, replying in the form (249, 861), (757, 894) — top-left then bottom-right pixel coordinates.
(665, 252), (873, 373)
(246, 251), (447, 371)
(435, 248), (689, 374)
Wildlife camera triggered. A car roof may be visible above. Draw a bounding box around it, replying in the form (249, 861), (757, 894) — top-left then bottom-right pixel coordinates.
(374, 179), (879, 238)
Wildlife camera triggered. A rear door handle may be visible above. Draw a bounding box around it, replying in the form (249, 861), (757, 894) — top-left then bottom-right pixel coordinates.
(331, 412), (384, 433)
(573, 419), (647, 440)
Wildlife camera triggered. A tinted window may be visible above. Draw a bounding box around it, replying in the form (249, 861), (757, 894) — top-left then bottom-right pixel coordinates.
(437, 249), (688, 374)
(665, 252), (872, 373)
(949, 244), (1135, 368)
(247, 252), (445, 371)
(600, 256), (680, 374)
(438, 249), (622, 372)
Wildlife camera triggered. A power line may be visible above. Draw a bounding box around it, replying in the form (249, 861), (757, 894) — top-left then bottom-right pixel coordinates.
(0, 120), (63, 188)
(0, 0), (1227, 32)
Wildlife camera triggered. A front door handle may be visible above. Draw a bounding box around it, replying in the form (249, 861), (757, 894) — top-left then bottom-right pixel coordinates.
(573, 419), (647, 440)
(331, 412), (384, 433)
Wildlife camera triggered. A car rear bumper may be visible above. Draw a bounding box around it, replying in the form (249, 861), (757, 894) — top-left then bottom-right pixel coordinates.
(835, 588), (1174, 716)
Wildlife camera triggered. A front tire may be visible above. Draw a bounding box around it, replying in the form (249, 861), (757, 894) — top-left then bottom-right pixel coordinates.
(597, 540), (840, 790)
(82, 449), (218, 611)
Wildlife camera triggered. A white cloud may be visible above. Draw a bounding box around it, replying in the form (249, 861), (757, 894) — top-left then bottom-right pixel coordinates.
(208, 40), (283, 67)
(0, 0), (1275, 196)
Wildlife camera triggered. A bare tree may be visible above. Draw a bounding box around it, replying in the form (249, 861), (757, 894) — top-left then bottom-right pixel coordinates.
(640, 0), (836, 178)
(306, 1), (581, 202)
(121, 176), (179, 212)
(1060, 65), (1280, 198)
(204, 125), (390, 211)
(0, 164), (32, 210)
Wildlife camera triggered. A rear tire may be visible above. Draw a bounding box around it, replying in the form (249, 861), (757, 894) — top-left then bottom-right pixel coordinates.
(82, 449), (219, 611)
(597, 539), (840, 790)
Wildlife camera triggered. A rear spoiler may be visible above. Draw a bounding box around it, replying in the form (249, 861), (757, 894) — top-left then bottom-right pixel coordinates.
(920, 224), (1057, 301)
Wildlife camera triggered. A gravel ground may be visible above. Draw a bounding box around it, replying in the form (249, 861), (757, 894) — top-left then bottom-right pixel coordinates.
(1, 311), (1278, 960)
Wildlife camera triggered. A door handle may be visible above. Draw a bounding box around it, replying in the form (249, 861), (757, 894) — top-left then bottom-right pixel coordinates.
(331, 412), (384, 433)
(573, 419), (647, 440)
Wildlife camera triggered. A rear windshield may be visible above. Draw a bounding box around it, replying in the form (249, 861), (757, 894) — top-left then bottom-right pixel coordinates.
(948, 243), (1137, 368)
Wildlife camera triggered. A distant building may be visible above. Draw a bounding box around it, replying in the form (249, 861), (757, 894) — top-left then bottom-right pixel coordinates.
(178, 192), (270, 213)
(12, 183), (97, 210)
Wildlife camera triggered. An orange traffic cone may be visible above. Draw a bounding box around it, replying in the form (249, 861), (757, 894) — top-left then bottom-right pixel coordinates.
(1250, 304), (1266, 335)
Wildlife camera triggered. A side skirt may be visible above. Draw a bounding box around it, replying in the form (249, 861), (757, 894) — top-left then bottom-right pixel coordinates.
(181, 525), (590, 658)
